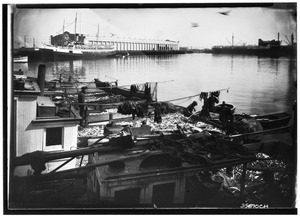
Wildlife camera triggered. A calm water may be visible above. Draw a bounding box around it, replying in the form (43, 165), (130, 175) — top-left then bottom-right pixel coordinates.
(14, 53), (297, 115)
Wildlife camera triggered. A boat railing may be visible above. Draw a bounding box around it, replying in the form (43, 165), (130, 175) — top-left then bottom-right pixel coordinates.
(74, 44), (115, 50)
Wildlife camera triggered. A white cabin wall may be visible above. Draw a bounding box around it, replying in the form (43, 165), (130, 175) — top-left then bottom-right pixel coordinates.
(43, 125), (78, 173)
(63, 125), (78, 151)
(14, 96), (79, 176)
(16, 96), (43, 157)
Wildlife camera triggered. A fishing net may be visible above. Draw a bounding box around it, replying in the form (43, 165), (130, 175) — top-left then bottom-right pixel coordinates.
(233, 114), (263, 143)
(121, 82), (158, 101)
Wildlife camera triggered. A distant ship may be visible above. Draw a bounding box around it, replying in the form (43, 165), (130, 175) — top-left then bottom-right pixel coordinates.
(39, 14), (117, 61)
(14, 14), (183, 62)
(211, 33), (296, 57)
(40, 31), (117, 60)
(15, 14), (116, 62)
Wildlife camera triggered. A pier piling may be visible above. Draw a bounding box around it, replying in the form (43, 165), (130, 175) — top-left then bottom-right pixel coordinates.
(37, 64), (46, 95)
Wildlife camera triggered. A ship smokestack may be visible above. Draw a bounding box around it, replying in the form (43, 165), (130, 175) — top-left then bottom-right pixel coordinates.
(37, 64), (46, 95)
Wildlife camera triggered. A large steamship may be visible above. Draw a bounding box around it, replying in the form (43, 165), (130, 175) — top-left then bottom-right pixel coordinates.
(211, 33), (296, 57)
(14, 14), (182, 62)
(40, 30), (117, 60)
(39, 14), (117, 61)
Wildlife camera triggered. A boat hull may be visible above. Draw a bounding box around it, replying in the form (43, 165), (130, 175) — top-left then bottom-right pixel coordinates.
(94, 80), (149, 100)
(211, 45), (296, 57)
(39, 48), (117, 61)
(253, 112), (292, 130)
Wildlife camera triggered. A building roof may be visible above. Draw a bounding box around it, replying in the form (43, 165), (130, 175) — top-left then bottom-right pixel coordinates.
(85, 36), (179, 45)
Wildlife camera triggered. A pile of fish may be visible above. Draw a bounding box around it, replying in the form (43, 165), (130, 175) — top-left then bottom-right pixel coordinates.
(116, 112), (223, 133)
(84, 94), (125, 103)
(77, 112), (222, 137)
(88, 108), (118, 115)
(65, 93), (125, 103)
(78, 125), (104, 137)
(76, 111), (292, 205)
(229, 153), (290, 204)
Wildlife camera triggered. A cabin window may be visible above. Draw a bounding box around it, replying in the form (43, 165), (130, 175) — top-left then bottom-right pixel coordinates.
(44, 127), (63, 151)
(114, 187), (141, 205)
(152, 182), (175, 206)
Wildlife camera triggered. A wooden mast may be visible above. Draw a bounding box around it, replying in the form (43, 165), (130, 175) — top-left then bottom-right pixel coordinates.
(74, 12), (77, 42)
(96, 24), (99, 49)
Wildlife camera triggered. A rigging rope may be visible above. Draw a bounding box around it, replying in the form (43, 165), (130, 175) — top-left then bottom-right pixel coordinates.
(162, 87), (230, 103)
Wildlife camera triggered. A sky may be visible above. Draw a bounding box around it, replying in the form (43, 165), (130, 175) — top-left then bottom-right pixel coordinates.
(12, 4), (297, 48)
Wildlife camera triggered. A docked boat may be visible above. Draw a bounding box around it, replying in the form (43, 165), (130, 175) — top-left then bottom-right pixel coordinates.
(39, 14), (117, 60)
(251, 112), (292, 130)
(94, 79), (157, 101)
(13, 56), (28, 63)
(211, 33), (296, 57)
(40, 39), (116, 60)
(13, 127), (293, 207)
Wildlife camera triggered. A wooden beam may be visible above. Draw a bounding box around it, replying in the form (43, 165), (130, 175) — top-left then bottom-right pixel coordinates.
(229, 125), (293, 138)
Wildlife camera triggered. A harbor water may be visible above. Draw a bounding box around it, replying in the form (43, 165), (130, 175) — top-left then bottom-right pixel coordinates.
(14, 53), (297, 115)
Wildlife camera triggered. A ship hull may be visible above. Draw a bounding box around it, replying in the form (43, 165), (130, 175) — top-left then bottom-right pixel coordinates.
(18, 47), (117, 62)
(211, 45), (296, 57)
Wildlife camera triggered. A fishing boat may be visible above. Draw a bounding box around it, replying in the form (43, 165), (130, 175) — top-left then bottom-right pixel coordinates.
(12, 130), (293, 207)
(13, 56), (28, 63)
(251, 112), (292, 130)
(94, 78), (157, 101)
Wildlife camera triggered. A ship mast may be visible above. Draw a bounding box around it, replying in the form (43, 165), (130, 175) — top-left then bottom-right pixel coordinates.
(96, 24), (99, 49)
(74, 13), (77, 42)
(62, 19), (65, 45)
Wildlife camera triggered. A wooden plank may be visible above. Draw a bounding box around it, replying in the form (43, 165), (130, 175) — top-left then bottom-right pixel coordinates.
(14, 143), (128, 166)
(229, 125), (293, 138)
(70, 106), (81, 119)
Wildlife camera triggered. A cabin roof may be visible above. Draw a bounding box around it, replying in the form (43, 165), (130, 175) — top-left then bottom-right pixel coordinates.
(91, 144), (256, 183)
(14, 78), (41, 95)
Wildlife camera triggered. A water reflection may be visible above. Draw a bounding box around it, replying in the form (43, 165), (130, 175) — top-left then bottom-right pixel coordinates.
(257, 57), (279, 75)
(13, 62), (28, 73)
(50, 60), (85, 81)
(19, 53), (296, 115)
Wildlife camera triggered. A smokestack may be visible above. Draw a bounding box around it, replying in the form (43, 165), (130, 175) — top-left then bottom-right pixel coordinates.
(37, 64), (46, 95)
(278, 33), (280, 41)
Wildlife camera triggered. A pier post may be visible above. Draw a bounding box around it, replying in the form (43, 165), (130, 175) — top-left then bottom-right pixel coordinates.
(37, 64), (46, 95)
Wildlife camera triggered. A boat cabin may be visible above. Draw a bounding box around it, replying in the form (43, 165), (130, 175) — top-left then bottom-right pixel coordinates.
(87, 150), (187, 205)
(13, 65), (81, 177)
